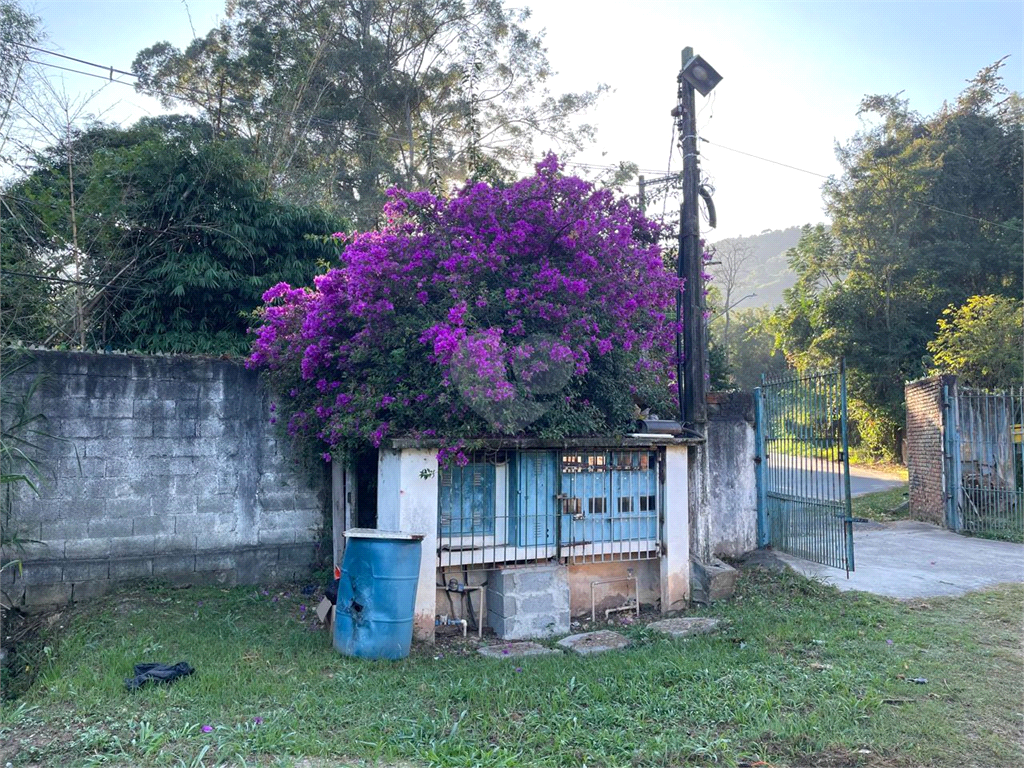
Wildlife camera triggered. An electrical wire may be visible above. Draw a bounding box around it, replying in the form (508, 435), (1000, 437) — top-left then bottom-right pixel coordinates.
(700, 137), (1024, 234)
(11, 40), (1022, 235)
(662, 120), (675, 218)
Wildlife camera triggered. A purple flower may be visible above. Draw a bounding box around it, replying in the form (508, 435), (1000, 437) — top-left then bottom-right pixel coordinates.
(253, 717), (264, 725)
(515, 667), (523, 673)
(202, 725), (213, 733)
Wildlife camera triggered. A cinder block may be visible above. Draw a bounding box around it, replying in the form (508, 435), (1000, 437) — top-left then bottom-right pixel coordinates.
(109, 558), (154, 580)
(487, 564), (570, 640)
(259, 509), (307, 531)
(24, 582), (73, 606)
(132, 399), (175, 421)
(104, 499), (148, 518)
(199, 530), (255, 549)
(195, 551), (235, 572)
(59, 418), (104, 438)
(62, 560), (110, 582)
(278, 543), (316, 565)
(59, 499), (106, 521)
(176, 401), (201, 420)
(197, 495), (235, 517)
(257, 491), (297, 513)
(153, 553), (196, 576)
(690, 558), (739, 605)
(233, 548), (279, 583)
(158, 494), (197, 516)
(132, 516), (175, 536)
(71, 579), (113, 602)
(20, 561), (64, 586)
(90, 400), (134, 419)
(88, 519), (133, 539)
(110, 536), (155, 557)
(258, 529), (296, 545)
(64, 538), (112, 559)
(104, 419), (153, 438)
(153, 533), (197, 553)
(152, 419), (197, 438)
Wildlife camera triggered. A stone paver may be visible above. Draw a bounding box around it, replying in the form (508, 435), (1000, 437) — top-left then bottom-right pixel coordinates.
(477, 641), (560, 659)
(556, 629), (631, 655)
(648, 617), (724, 638)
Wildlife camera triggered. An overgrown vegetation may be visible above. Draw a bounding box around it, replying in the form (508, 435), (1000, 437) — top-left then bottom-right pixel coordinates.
(249, 156), (682, 461)
(1, 569), (1020, 767)
(851, 485), (910, 524)
(767, 61), (1022, 460)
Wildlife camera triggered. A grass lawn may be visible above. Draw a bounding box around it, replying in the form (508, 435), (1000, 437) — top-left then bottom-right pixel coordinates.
(1, 566), (1021, 768)
(851, 485), (910, 524)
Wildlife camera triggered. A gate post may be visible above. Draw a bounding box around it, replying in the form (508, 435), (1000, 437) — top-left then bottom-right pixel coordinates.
(839, 359), (855, 572)
(942, 383), (962, 531)
(754, 387), (769, 548)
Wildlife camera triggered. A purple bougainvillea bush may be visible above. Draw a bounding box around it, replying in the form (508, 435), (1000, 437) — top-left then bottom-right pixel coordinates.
(248, 156), (684, 463)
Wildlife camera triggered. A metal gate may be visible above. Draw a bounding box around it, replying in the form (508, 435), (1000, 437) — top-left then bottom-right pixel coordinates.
(755, 363), (855, 572)
(944, 386), (1023, 541)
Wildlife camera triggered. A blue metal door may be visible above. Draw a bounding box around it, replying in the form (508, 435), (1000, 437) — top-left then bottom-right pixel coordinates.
(755, 363), (855, 572)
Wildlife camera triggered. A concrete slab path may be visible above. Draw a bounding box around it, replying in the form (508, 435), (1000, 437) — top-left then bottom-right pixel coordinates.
(776, 520), (1024, 599)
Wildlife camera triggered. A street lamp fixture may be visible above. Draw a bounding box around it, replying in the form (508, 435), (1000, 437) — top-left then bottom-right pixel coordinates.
(680, 54), (723, 97)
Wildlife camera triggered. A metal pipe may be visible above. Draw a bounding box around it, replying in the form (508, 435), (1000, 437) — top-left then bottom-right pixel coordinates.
(590, 576), (639, 623)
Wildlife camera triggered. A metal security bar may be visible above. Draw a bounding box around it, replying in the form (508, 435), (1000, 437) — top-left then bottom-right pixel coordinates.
(437, 449), (558, 569)
(755, 364), (854, 572)
(559, 449), (662, 564)
(436, 448), (663, 569)
(952, 388), (1023, 541)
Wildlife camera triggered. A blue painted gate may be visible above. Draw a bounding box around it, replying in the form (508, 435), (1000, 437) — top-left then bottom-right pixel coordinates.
(755, 364), (855, 572)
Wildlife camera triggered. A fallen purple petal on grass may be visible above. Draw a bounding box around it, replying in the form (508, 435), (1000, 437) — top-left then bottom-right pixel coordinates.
(886, 639), (894, 646)
(202, 725), (213, 733)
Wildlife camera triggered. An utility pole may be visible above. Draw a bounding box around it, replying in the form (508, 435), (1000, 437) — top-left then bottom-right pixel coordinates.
(672, 46), (722, 428)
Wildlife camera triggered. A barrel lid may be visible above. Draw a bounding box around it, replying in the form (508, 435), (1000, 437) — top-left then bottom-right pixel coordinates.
(343, 528), (425, 541)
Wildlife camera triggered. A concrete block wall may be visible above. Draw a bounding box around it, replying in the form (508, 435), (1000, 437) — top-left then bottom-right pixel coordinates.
(905, 375), (953, 526)
(690, 391), (758, 562)
(487, 564), (570, 640)
(1, 350), (326, 608)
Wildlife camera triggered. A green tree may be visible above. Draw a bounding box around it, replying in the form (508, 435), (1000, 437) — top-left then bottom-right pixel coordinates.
(721, 307), (788, 391)
(770, 60), (1023, 459)
(132, 0), (605, 225)
(928, 295), (1023, 390)
(1, 117), (341, 354)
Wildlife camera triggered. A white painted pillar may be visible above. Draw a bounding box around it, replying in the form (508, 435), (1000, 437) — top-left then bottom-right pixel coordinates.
(331, 459), (346, 572)
(661, 443), (690, 613)
(376, 447), (439, 642)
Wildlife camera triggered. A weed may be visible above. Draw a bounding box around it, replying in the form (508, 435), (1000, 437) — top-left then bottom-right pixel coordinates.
(0, 573), (1020, 767)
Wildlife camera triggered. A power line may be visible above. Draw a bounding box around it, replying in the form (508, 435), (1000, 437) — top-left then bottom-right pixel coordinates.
(17, 41), (138, 78)
(700, 137), (829, 178)
(700, 136), (1024, 234)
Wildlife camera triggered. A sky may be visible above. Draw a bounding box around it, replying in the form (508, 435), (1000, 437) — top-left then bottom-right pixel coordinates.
(18, 0), (1024, 241)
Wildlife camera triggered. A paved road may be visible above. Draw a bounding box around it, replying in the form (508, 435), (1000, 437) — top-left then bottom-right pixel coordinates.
(775, 520), (1024, 599)
(766, 455), (906, 498)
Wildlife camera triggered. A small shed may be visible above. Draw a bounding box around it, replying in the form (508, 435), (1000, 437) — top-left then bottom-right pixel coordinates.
(332, 435), (696, 642)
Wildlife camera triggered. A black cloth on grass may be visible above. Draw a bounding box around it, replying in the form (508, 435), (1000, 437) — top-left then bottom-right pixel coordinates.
(124, 661), (194, 691)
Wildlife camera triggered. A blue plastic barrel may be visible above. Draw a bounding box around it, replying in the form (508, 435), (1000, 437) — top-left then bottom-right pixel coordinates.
(333, 529), (424, 660)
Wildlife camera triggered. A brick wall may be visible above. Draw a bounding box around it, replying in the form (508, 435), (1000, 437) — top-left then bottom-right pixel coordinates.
(905, 375), (955, 526)
(1, 350), (326, 608)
